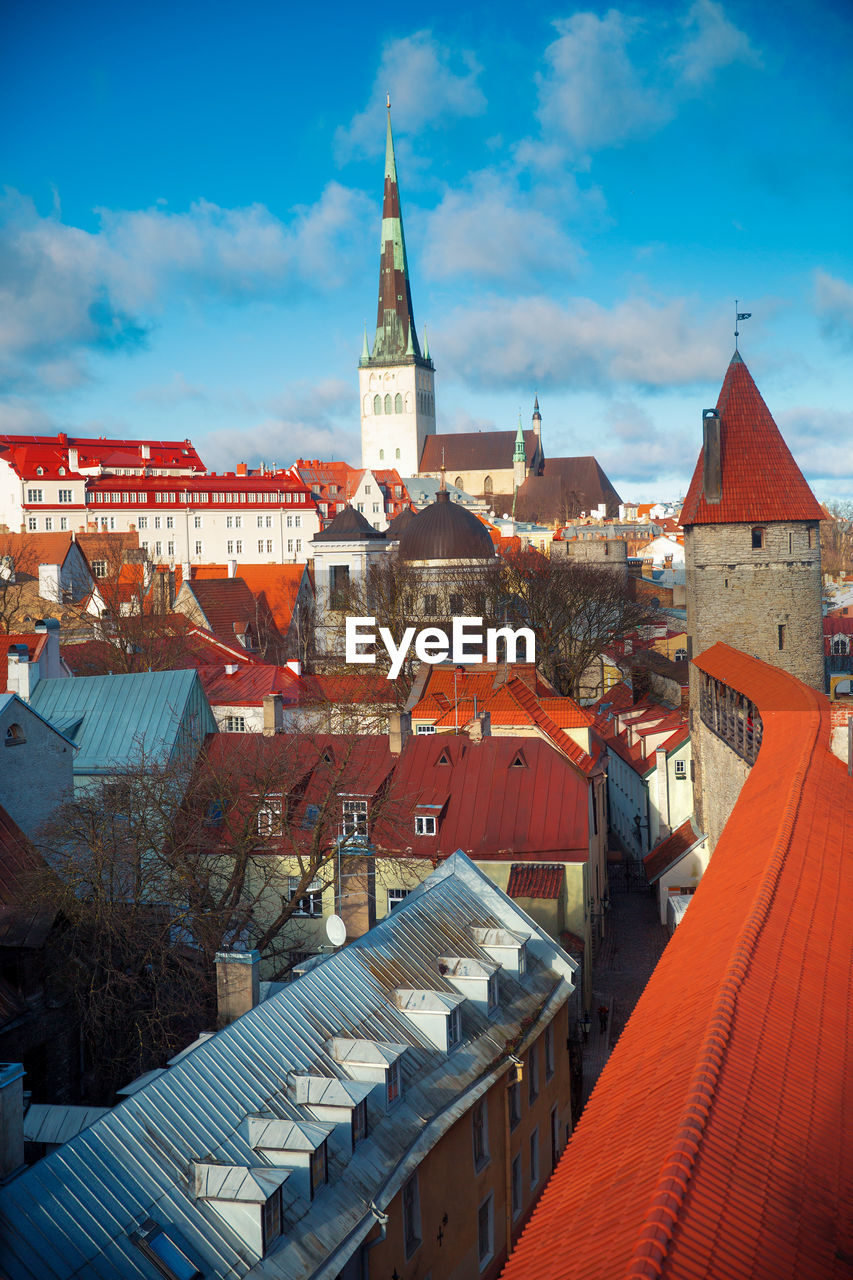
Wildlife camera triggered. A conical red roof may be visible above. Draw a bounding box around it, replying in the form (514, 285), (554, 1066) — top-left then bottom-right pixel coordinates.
(680, 353), (823, 526)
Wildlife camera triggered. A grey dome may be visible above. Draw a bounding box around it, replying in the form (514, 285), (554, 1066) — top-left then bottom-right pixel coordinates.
(398, 491), (495, 562)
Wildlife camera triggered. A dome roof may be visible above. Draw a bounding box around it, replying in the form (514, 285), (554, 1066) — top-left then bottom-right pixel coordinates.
(386, 505), (417, 541)
(312, 504), (386, 542)
(399, 490), (495, 563)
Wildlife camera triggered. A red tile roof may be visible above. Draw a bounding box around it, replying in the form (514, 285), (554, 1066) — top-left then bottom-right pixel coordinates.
(0, 633), (47, 688)
(197, 664), (302, 706)
(680, 353), (824, 526)
(506, 864), (564, 899)
(643, 817), (704, 884)
(502, 642), (853, 1280)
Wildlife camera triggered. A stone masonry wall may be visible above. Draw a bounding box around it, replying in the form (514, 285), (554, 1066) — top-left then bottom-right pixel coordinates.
(692, 717), (751, 850)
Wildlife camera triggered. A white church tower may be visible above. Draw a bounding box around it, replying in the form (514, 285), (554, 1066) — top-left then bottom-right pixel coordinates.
(359, 103), (435, 476)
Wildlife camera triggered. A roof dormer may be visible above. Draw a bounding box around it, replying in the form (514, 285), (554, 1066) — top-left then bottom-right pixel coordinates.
(437, 955), (500, 1015)
(288, 1074), (373, 1152)
(190, 1162), (290, 1258)
(246, 1117), (332, 1203)
(470, 926), (530, 978)
(392, 987), (466, 1053)
(327, 1037), (408, 1111)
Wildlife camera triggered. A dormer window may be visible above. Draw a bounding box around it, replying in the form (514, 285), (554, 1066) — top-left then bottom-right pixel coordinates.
(262, 1188), (282, 1251)
(487, 972), (499, 1012)
(352, 1098), (368, 1148)
(342, 798), (368, 840)
(310, 1141), (328, 1196)
(387, 1057), (402, 1107)
(448, 1005), (462, 1048)
(415, 815), (436, 835)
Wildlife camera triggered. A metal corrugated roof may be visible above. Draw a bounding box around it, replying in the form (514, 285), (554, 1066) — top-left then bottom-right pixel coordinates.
(0, 852), (576, 1280)
(29, 670), (216, 776)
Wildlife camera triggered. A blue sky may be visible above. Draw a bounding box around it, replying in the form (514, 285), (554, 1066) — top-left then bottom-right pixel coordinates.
(2, 0), (852, 501)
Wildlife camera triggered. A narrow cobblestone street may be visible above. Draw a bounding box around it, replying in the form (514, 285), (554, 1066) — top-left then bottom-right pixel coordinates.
(580, 884), (671, 1110)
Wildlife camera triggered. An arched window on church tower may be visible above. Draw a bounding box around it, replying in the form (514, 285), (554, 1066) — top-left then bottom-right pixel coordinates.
(395, 393), (403, 413)
(384, 393), (392, 414)
(379, 449), (385, 461)
(396, 448), (401, 459)
(484, 476), (493, 497)
(374, 394), (382, 415)
(455, 477), (464, 490)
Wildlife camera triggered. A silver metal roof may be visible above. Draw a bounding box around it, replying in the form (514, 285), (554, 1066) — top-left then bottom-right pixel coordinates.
(0, 852), (576, 1280)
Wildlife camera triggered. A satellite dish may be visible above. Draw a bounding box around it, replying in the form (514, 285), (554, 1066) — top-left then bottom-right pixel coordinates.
(326, 914), (347, 947)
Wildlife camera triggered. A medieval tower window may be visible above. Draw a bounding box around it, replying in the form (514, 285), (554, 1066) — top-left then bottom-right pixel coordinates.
(778, 624), (787, 650)
(751, 527), (764, 549)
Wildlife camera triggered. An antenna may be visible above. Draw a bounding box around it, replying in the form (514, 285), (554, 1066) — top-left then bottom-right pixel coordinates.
(326, 914), (347, 947)
(734, 299), (751, 351)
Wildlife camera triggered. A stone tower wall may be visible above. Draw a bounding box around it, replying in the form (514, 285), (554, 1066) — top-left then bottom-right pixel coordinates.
(686, 517), (823, 832)
(554, 537), (628, 578)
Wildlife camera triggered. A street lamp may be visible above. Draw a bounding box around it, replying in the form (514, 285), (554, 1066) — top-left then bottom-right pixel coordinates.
(581, 1011), (591, 1042)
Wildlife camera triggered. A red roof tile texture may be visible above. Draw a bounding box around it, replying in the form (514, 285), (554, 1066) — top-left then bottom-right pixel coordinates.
(501, 642), (853, 1280)
(643, 816), (703, 884)
(680, 354), (824, 526)
(506, 863), (563, 899)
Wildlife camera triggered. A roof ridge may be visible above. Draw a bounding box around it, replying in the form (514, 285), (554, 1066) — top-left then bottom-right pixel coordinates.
(626, 666), (824, 1279)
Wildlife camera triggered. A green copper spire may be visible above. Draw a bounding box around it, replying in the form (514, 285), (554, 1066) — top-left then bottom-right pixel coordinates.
(514, 415), (526, 461)
(361, 324), (370, 363)
(366, 100), (429, 366)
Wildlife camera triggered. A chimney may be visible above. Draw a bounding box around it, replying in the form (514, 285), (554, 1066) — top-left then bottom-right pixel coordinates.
(141, 444), (151, 460)
(224, 663), (239, 676)
(466, 710), (491, 742)
(7, 645), (36, 701)
(236, 462), (248, 476)
(68, 447), (78, 471)
(702, 410), (722, 503)
(338, 853), (376, 941)
(388, 710), (411, 755)
(655, 746), (671, 837)
(38, 564), (62, 604)
(215, 951), (260, 1028)
(227, 559), (237, 579)
(0, 1063), (25, 1181)
(263, 692), (285, 735)
(35, 617), (62, 678)
(285, 659), (302, 677)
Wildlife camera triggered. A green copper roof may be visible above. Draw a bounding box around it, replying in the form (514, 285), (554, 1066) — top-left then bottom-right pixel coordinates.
(514, 416), (526, 461)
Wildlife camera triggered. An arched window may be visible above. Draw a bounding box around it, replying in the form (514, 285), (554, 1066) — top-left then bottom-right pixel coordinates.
(384, 393), (392, 414)
(832, 635), (850, 656)
(455, 477), (464, 490)
(483, 476), (493, 496)
(396, 448), (401, 459)
(751, 527), (764, 549)
(379, 449), (385, 461)
(5, 723), (26, 747)
(374, 394), (382, 415)
(674, 647), (688, 661)
(394, 393), (403, 413)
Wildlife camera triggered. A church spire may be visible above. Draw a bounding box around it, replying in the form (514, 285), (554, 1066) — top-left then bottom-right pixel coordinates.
(368, 100), (427, 365)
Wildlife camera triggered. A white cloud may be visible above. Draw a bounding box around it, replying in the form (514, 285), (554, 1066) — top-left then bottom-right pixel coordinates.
(200, 378), (358, 472)
(670, 0), (761, 86)
(777, 406), (853, 485)
(420, 171), (582, 285)
(815, 270), (853, 348)
(534, 4), (760, 155)
(336, 31), (486, 160)
(596, 398), (700, 485)
(0, 184), (372, 388)
(437, 293), (725, 389)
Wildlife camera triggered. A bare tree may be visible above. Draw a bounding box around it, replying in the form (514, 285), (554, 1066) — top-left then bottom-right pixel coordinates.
(31, 731), (413, 1100)
(820, 502), (853, 579)
(0, 530), (43, 633)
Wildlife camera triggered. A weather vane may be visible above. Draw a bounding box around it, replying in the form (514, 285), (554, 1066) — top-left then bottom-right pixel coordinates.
(735, 299), (751, 351)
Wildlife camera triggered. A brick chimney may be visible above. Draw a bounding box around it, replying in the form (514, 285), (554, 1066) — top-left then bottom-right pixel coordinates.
(388, 711), (411, 755)
(702, 409), (722, 503)
(263, 693), (284, 735)
(215, 951), (260, 1028)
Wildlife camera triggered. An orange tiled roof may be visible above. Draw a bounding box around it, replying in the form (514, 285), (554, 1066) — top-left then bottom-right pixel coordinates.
(643, 816), (704, 884)
(506, 864), (563, 900)
(502, 642), (853, 1280)
(680, 353), (824, 526)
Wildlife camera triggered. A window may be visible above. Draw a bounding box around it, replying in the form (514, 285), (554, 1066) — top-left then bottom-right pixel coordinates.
(455, 476), (464, 490)
(751, 526), (764, 549)
(310, 1141), (327, 1196)
(402, 1175), (421, 1257)
(373, 503), (380, 513)
(194, 515), (202, 528)
(545, 1023), (555, 1080)
(91, 559), (107, 578)
(154, 516), (161, 529)
(236, 540), (242, 554)
(415, 814), (436, 835)
(379, 449), (385, 460)
(330, 563), (350, 610)
(472, 1100), (489, 1170)
(294, 515), (301, 527)
(257, 515), (264, 528)
(288, 876), (322, 917)
(132, 1221), (202, 1280)
(357, 502), (364, 513)
(528, 1043), (539, 1104)
(384, 393), (392, 414)
(395, 448), (400, 459)
(226, 515), (233, 528)
(59, 516), (67, 530)
(258, 539), (264, 552)
(388, 888), (410, 911)
(788, 530), (793, 555)
(58, 488), (72, 503)
(166, 516), (174, 529)
(266, 515), (273, 527)
(778, 623), (786, 650)
(394, 392), (403, 413)
(674, 647), (688, 661)
(352, 1098), (368, 1148)
(511, 1154), (522, 1219)
(449, 592), (463, 614)
(387, 1056), (402, 1108)
(195, 540), (203, 555)
(44, 517), (53, 531)
(287, 539), (293, 552)
(262, 1188), (282, 1252)
(487, 971), (499, 1012)
(5, 723), (26, 747)
(286, 514), (292, 527)
(225, 715), (246, 732)
(27, 516), (37, 531)
(227, 540), (234, 554)
(167, 541), (174, 556)
(342, 798), (368, 840)
(415, 724), (437, 735)
(674, 758), (687, 779)
(235, 515), (242, 529)
(483, 476), (493, 497)
(477, 1194), (494, 1269)
(809, 526), (816, 548)
(296, 539), (301, 553)
(530, 1128), (540, 1187)
(26, 488), (43, 502)
(257, 800), (282, 836)
(508, 1079), (521, 1130)
(373, 394), (382, 415)
(447, 1005), (462, 1049)
(138, 516), (148, 529)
